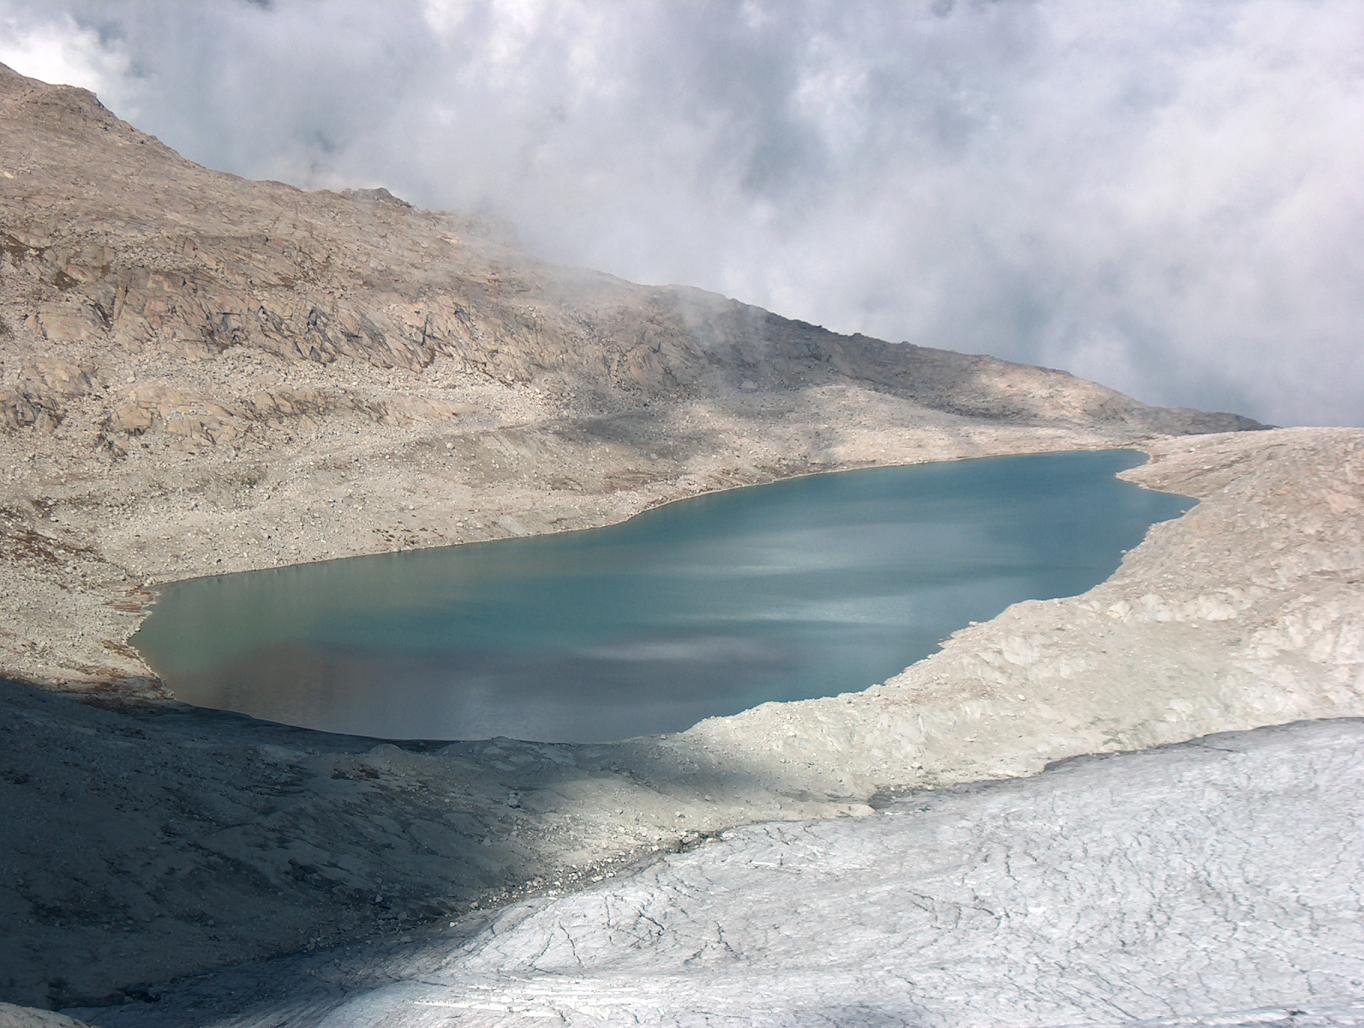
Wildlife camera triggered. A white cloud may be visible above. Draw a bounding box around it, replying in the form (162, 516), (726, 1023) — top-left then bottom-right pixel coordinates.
(0, 0), (1359, 426)
(0, 11), (132, 105)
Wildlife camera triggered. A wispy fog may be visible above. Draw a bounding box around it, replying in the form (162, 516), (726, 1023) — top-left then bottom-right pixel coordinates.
(1, 0), (1360, 425)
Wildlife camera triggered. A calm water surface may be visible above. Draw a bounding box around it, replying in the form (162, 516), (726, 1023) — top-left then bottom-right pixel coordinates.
(134, 450), (1191, 742)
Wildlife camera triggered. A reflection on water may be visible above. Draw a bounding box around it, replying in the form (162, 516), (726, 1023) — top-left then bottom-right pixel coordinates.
(134, 450), (1191, 742)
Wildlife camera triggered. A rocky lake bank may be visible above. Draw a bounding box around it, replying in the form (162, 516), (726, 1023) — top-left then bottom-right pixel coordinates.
(3, 425), (1360, 1015)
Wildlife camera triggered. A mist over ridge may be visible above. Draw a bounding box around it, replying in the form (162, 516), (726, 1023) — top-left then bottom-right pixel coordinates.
(1, 0), (1360, 426)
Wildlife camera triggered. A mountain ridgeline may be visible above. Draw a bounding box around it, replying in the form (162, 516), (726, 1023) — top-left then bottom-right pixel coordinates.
(0, 62), (1256, 448)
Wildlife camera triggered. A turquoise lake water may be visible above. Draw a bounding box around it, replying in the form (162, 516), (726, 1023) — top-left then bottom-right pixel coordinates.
(133, 450), (1191, 743)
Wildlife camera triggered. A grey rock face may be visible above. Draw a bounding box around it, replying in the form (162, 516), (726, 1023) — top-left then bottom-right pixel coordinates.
(75, 720), (1364, 1027)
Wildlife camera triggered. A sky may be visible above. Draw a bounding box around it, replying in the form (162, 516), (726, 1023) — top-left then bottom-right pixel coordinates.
(0, 0), (1360, 426)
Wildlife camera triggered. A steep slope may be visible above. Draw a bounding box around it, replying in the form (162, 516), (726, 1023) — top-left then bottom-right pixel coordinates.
(0, 62), (1256, 689)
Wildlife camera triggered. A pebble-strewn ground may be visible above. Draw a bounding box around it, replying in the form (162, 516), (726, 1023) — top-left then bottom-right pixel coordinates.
(70, 719), (1364, 1027)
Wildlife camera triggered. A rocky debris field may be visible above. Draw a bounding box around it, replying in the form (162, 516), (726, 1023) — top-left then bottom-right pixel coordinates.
(0, 1006), (89, 1028)
(66, 718), (1364, 1027)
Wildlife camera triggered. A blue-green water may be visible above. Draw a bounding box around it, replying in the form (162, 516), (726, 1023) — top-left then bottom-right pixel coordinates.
(133, 450), (1191, 743)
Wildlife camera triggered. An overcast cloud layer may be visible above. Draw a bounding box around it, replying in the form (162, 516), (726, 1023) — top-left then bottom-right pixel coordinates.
(1, 0), (1360, 425)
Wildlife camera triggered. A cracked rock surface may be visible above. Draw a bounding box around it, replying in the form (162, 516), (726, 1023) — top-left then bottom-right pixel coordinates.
(73, 719), (1364, 1027)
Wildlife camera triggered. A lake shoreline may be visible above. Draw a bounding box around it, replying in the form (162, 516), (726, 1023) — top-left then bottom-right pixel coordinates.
(2, 416), (1161, 700)
(1, 426), (1359, 1010)
(133, 448), (1192, 744)
(17, 423), (1175, 705)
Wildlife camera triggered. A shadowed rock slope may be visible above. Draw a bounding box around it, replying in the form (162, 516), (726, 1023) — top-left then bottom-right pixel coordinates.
(70, 719), (1364, 1028)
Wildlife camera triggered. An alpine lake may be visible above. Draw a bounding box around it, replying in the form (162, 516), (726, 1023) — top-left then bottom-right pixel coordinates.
(134, 450), (1191, 743)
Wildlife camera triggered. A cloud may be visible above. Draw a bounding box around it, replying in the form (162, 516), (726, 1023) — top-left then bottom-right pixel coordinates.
(0, 10), (132, 105)
(0, 0), (1359, 426)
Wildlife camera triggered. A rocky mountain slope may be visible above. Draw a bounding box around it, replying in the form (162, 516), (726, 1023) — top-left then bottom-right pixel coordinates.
(0, 61), (1253, 434)
(0, 61), (1254, 689)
